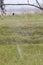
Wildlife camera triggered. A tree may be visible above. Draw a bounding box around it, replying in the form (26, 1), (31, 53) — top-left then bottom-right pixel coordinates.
(0, 0), (43, 14)
(0, 0), (5, 14)
(27, 0), (43, 10)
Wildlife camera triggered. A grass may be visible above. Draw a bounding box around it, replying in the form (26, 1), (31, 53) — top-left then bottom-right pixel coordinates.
(0, 14), (43, 44)
(0, 14), (43, 65)
(0, 44), (43, 65)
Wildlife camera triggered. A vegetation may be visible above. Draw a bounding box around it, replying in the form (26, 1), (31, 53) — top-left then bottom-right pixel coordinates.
(0, 14), (43, 44)
(0, 14), (43, 65)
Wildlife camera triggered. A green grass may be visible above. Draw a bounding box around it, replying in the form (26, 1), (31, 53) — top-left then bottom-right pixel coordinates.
(0, 44), (43, 65)
(0, 14), (43, 44)
(0, 14), (43, 65)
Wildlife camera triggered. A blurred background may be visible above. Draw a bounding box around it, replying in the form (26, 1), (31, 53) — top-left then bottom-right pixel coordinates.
(0, 0), (43, 14)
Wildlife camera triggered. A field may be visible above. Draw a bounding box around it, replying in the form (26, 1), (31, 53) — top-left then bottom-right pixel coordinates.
(0, 14), (43, 65)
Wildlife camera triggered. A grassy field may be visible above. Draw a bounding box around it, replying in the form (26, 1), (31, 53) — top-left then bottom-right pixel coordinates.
(0, 14), (43, 65)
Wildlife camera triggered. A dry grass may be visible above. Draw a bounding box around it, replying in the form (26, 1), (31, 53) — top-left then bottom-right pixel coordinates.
(0, 14), (43, 65)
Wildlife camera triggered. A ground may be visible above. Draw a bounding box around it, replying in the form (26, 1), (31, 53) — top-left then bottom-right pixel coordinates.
(0, 14), (43, 65)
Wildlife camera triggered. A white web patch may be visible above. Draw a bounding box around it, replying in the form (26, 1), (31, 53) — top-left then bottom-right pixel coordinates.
(17, 44), (22, 59)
